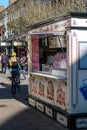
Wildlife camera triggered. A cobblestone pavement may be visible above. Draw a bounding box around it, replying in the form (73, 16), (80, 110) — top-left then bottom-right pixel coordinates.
(0, 69), (85, 130)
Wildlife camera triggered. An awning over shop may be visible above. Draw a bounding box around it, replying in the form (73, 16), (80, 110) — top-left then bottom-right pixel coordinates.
(28, 31), (65, 36)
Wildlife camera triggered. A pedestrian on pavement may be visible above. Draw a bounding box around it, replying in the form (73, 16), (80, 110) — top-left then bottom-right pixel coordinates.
(20, 53), (27, 79)
(1, 52), (8, 74)
(0, 53), (2, 71)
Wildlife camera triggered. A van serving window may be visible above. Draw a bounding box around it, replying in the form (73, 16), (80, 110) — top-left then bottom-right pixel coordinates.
(29, 31), (66, 53)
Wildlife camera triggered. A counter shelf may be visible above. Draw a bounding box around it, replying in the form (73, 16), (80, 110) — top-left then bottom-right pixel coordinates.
(30, 71), (66, 80)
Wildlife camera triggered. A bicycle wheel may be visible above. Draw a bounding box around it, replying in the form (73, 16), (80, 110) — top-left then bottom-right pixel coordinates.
(17, 82), (20, 91)
(16, 75), (20, 91)
(12, 79), (16, 95)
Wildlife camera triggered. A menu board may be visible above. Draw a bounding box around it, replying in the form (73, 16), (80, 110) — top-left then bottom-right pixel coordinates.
(32, 35), (40, 70)
(49, 36), (59, 48)
(48, 36), (66, 48)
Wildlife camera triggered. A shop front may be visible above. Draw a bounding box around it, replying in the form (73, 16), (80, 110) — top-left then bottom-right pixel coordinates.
(5, 34), (28, 58)
(0, 42), (12, 55)
(28, 12), (87, 129)
(13, 41), (27, 57)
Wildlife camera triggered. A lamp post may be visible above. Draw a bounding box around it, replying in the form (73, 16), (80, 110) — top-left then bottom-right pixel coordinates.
(4, 11), (8, 54)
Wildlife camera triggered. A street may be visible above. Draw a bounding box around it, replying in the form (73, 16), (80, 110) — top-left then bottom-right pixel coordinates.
(0, 69), (83, 130)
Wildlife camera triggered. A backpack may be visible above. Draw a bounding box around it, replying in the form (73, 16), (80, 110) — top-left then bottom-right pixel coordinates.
(9, 57), (18, 67)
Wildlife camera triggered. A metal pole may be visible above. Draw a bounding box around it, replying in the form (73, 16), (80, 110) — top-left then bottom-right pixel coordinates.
(4, 11), (8, 54)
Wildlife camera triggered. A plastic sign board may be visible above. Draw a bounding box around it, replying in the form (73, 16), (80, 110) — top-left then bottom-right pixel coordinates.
(13, 41), (18, 46)
(1, 42), (6, 46)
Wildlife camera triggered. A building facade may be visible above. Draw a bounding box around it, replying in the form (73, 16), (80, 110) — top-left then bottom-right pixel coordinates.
(0, 0), (86, 56)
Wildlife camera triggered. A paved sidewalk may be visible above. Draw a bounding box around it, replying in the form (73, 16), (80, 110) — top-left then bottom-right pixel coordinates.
(0, 69), (84, 130)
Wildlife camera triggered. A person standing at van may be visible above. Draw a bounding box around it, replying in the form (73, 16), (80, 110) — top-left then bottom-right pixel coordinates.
(0, 53), (2, 71)
(20, 54), (27, 79)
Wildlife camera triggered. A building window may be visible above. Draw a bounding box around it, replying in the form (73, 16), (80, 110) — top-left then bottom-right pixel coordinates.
(23, 3), (26, 9)
(41, 0), (56, 4)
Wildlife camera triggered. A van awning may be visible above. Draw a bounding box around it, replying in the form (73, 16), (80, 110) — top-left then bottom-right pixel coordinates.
(28, 31), (65, 36)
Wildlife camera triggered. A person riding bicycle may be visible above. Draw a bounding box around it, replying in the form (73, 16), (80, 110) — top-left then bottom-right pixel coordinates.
(9, 52), (21, 86)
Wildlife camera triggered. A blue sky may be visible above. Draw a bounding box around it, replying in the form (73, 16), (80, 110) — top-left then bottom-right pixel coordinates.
(0, 0), (9, 7)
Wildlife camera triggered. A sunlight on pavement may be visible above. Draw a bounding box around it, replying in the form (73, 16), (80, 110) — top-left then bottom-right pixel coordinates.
(0, 99), (28, 126)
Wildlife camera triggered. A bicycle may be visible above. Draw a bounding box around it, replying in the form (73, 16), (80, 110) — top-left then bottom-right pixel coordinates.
(11, 70), (20, 95)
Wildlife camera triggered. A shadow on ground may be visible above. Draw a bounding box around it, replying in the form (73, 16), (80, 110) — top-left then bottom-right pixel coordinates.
(0, 73), (75, 130)
(0, 106), (69, 130)
(0, 81), (74, 130)
(0, 81), (28, 106)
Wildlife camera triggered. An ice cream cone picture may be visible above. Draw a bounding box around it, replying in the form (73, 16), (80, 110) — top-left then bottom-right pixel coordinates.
(38, 80), (45, 97)
(31, 76), (38, 94)
(47, 80), (54, 100)
(57, 81), (66, 108)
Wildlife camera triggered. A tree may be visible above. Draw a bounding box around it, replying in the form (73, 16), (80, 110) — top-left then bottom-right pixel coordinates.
(6, 0), (85, 35)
